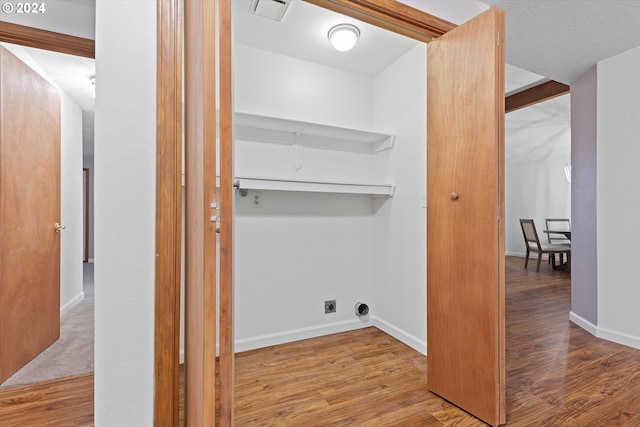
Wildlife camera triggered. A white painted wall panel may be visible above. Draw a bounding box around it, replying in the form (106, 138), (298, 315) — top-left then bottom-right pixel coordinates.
(234, 43), (372, 129)
(60, 93), (84, 311)
(94, 0), (156, 425)
(372, 44), (427, 354)
(233, 44), (378, 348)
(596, 45), (640, 346)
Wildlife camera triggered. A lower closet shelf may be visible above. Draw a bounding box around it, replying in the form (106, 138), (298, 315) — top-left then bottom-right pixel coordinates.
(234, 177), (395, 197)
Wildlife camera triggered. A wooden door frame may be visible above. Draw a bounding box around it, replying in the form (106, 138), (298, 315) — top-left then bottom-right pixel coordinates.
(155, 0), (183, 425)
(0, 21), (94, 57)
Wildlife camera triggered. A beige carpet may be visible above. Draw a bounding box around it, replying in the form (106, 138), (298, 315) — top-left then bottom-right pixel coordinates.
(0, 263), (94, 388)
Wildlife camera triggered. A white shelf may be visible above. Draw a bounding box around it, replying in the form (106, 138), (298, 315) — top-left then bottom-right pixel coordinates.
(234, 176), (395, 197)
(234, 112), (395, 154)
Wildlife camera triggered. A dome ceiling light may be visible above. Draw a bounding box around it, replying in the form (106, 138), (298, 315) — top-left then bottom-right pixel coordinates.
(328, 24), (360, 52)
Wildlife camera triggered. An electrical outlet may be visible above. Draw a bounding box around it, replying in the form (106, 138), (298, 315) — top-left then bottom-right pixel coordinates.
(251, 191), (262, 208)
(324, 299), (336, 314)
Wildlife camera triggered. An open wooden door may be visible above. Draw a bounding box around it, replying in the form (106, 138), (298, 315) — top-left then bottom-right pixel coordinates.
(0, 44), (61, 384)
(427, 7), (505, 426)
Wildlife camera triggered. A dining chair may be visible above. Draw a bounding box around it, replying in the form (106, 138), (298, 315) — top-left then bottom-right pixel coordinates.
(545, 218), (571, 265)
(520, 219), (571, 272)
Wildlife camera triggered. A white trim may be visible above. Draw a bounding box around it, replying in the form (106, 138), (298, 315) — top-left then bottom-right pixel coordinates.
(60, 292), (85, 315)
(505, 251), (526, 257)
(373, 316), (426, 355)
(177, 318), (428, 360)
(233, 316), (427, 356)
(235, 176), (395, 197)
(234, 319), (369, 353)
(569, 311), (597, 336)
(506, 251), (554, 260)
(596, 326), (640, 350)
(570, 311), (640, 350)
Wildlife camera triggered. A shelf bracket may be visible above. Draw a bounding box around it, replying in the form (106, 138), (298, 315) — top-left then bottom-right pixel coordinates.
(292, 130), (304, 171)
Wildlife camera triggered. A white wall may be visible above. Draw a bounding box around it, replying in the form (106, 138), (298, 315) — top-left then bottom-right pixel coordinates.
(232, 42), (429, 354)
(594, 45), (640, 348)
(570, 65), (598, 327)
(60, 93), (84, 312)
(504, 95), (571, 256)
(94, 0), (156, 425)
(234, 44), (372, 129)
(372, 44), (427, 354)
(233, 44), (378, 350)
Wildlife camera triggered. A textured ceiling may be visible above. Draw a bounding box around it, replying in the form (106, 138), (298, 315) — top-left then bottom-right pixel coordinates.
(481, 0), (640, 84)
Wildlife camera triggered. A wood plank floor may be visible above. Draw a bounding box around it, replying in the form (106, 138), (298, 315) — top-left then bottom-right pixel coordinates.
(3, 256), (640, 426)
(0, 373), (93, 426)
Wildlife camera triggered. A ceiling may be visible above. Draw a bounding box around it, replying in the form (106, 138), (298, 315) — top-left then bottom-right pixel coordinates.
(235, 0), (640, 87)
(481, 0), (640, 85)
(232, 0), (419, 77)
(232, 0), (549, 93)
(9, 0), (640, 154)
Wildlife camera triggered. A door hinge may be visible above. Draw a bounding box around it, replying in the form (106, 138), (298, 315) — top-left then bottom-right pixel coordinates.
(497, 31), (501, 47)
(498, 208), (501, 223)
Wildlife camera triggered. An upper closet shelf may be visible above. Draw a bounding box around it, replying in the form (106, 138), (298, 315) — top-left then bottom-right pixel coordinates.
(235, 176), (395, 197)
(234, 112), (395, 154)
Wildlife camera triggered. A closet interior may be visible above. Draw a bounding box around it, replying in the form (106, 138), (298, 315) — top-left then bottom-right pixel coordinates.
(230, 0), (428, 355)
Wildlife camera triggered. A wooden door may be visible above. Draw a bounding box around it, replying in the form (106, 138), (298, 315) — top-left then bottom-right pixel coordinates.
(0, 45), (61, 383)
(427, 7), (505, 426)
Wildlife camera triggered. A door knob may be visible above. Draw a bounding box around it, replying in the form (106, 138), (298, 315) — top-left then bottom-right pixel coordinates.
(450, 192), (459, 201)
(54, 223), (66, 232)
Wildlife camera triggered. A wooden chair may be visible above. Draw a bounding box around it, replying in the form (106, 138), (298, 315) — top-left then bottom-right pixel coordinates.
(520, 219), (571, 272)
(545, 218), (571, 265)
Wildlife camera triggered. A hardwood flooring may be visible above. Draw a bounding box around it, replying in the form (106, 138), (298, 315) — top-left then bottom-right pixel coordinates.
(0, 373), (93, 426)
(3, 256), (640, 426)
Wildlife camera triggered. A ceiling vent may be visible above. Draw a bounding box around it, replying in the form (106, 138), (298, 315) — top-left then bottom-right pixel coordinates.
(250, 0), (291, 22)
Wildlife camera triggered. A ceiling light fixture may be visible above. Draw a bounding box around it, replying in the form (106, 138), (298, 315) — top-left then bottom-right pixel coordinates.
(328, 24), (360, 52)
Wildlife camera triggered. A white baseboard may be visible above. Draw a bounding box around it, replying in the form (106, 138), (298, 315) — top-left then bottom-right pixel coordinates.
(505, 251), (526, 257)
(570, 311), (640, 350)
(178, 318), (426, 361)
(372, 316), (426, 355)
(235, 319), (369, 353)
(60, 291), (85, 315)
(506, 251), (554, 260)
(596, 326), (640, 350)
(569, 311), (597, 335)
(233, 316), (426, 356)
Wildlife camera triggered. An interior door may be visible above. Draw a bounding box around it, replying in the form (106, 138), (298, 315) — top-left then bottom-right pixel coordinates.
(427, 7), (505, 426)
(0, 44), (61, 384)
